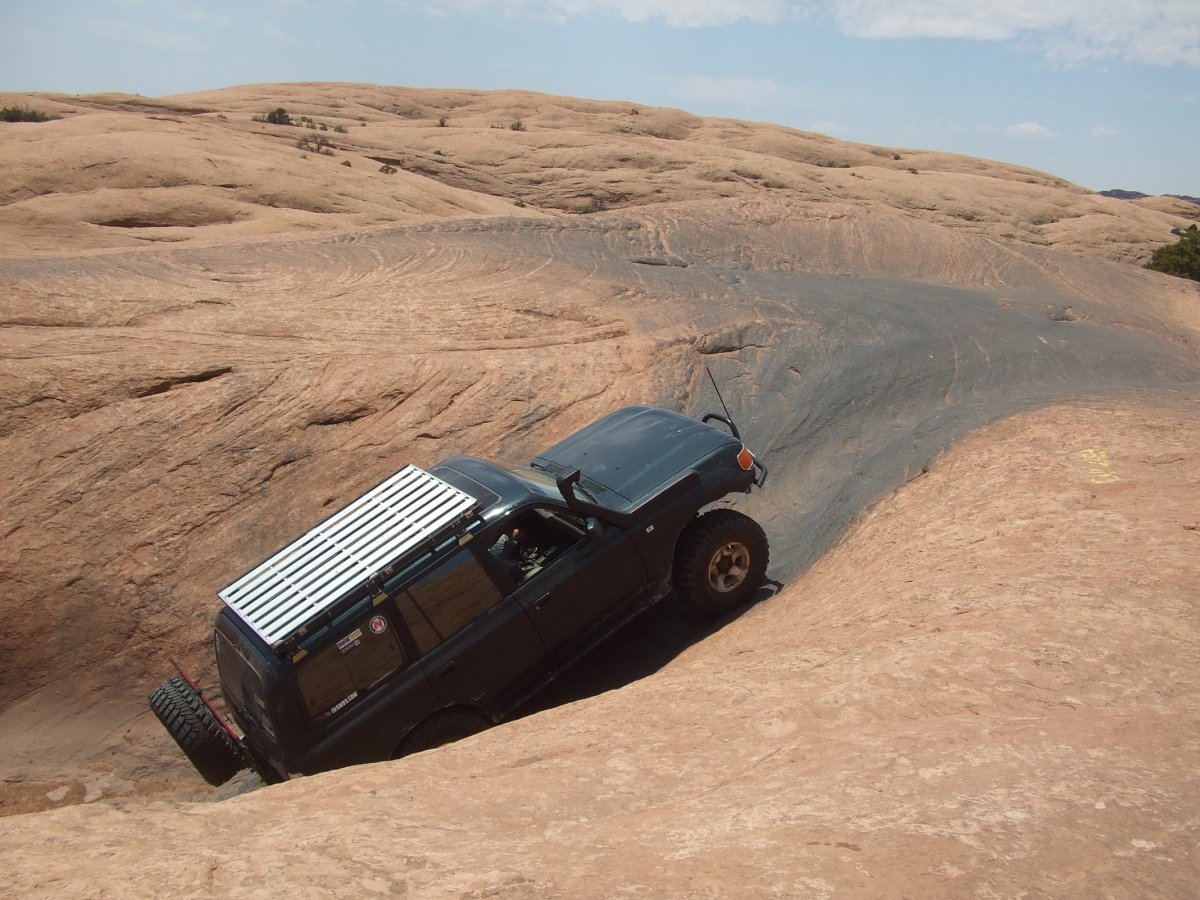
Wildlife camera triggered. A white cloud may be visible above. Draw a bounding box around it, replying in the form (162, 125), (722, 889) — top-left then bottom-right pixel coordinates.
(85, 17), (207, 51)
(828, 0), (1200, 67)
(1090, 125), (1119, 137)
(428, 1), (1200, 66)
(183, 8), (233, 26)
(262, 23), (300, 43)
(431, 0), (801, 27)
(1006, 121), (1056, 138)
(668, 75), (794, 105)
(809, 120), (850, 136)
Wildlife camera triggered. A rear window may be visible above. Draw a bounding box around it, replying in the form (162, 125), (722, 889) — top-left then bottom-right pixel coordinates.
(296, 613), (406, 722)
(215, 625), (275, 738)
(215, 627), (266, 713)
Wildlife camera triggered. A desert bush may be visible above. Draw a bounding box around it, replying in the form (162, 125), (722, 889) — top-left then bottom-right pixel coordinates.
(583, 196), (608, 213)
(379, 164), (398, 175)
(341, 159), (352, 167)
(0, 105), (58, 122)
(266, 107), (292, 125)
(296, 134), (334, 155)
(514, 199), (527, 208)
(334, 124), (348, 134)
(1146, 225), (1200, 282)
(510, 119), (527, 132)
(1028, 210), (1060, 226)
(438, 116), (448, 127)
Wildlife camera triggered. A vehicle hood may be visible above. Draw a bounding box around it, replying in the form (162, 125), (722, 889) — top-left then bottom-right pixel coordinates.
(530, 406), (739, 507)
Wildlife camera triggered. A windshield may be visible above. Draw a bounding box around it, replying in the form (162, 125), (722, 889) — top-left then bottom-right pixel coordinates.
(522, 462), (617, 506)
(510, 462), (560, 489)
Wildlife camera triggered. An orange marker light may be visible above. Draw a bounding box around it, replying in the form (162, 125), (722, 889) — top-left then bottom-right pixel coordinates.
(737, 445), (754, 471)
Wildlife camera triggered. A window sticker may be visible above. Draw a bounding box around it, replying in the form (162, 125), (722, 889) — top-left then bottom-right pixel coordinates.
(369, 615), (388, 635)
(337, 628), (363, 654)
(328, 691), (358, 716)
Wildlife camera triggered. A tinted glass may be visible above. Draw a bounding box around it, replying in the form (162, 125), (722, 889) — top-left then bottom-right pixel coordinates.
(296, 613), (405, 722)
(395, 591), (440, 655)
(215, 627), (264, 711)
(407, 550), (501, 640)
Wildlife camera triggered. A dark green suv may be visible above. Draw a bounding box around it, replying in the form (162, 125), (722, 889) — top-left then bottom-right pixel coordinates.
(150, 406), (769, 786)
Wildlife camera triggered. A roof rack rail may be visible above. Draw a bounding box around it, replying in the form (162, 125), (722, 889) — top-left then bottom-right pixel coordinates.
(219, 465), (480, 649)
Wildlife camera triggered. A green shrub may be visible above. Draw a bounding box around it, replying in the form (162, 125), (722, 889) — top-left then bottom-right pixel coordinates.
(379, 164), (398, 175)
(266, 107), (292, 125)
(334, 124), (348, 134)
(510, 119), (527, 132)
(296, 134), (334, 155)
(1, 105), (57, 122)
(514, 199), (527, 208)
(1146, 225), (1200, 282)
(341, 159), (352, 167)
(438, 116), (448, 127)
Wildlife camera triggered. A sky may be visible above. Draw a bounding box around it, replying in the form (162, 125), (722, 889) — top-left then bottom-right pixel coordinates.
(2, 0), (1198, 195)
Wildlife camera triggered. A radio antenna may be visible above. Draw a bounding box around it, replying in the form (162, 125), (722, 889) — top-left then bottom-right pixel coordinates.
(706, 365), (735, 427)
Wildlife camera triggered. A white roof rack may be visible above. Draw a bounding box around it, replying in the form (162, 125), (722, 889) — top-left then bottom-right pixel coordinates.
(219, 465), (479, 648)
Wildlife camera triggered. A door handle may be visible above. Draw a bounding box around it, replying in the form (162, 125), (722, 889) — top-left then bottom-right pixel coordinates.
(436, 661), (456, 677)
(533, 592), (552, 610)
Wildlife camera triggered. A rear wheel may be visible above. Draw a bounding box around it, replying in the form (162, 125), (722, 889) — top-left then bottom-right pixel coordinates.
(393, 708), (491, 758)
(148, 675), (244, 786)
(673, 509), (769, 618)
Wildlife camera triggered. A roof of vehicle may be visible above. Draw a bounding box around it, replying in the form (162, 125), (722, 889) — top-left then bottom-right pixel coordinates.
(530, 406), (741, 509)
(434, 457), (564, 521)
(218, 465), (480, 648)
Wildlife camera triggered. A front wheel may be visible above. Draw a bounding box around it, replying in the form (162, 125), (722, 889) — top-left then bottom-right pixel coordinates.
(673, 510), (769, 618)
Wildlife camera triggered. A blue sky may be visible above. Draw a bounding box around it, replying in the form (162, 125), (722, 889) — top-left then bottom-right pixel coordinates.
(3, 1), (1198, 195)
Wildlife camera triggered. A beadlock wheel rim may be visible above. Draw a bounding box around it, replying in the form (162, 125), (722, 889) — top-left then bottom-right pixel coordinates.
(707, 540), (751, 593)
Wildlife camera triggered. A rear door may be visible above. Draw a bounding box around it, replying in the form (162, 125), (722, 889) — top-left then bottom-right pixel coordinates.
(395, 546), (547, 714)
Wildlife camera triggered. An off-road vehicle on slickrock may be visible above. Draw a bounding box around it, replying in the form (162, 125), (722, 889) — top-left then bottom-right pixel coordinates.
(150, 406), (769, 786)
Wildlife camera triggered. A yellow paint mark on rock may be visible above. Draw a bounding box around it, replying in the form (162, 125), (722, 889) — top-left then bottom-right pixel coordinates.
(1079, 448), (1120, 484)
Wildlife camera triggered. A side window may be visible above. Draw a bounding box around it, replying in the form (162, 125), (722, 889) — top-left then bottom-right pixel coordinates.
(406, 550), (502, 643)
(296, 612), (406, 722)
(488, 507), (587, 586)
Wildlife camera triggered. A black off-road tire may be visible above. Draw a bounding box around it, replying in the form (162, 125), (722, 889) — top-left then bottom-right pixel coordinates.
(148, 675), (244, 787)
(673, 509), (769, 619)
(394, 708), (491, 758)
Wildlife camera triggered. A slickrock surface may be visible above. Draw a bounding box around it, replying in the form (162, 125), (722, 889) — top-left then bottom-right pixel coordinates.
(1, 82), (1198, 897)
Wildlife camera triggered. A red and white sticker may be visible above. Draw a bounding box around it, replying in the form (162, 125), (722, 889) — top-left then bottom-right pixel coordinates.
(369, 615), (388, 635)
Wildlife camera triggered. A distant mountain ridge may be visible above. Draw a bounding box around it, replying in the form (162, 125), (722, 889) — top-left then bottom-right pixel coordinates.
(1101, 189), (1200, 205)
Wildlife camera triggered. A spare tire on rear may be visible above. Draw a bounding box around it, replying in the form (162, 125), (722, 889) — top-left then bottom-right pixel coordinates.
(149, 675), (245, 786)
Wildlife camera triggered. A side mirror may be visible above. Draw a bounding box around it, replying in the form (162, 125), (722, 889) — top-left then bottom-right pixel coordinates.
(586, 517), (604, 542)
